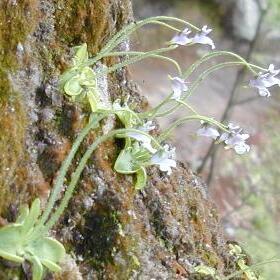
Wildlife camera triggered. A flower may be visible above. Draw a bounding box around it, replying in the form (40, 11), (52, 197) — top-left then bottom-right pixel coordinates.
(197, 122), (220, 140)
(228, 123), (240, 132)
(170, 26), (215, 50)
(127, 131), (157, 154)
(169, 76), (188, 100)
(224, 133), (250, 154)
(151, 145), (176, 175)
(171, 27), (193, 46)
(249, 64), (280, 97)
(138, 121), (156, 132)
(220, 123), (250, 155)
(192, 25), (215, 49)
(268, 64), (280, 75)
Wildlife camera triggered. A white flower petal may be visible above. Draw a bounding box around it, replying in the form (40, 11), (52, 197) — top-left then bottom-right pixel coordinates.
(142, 142), (157, 154)
(192, 26), (215, 49)
(197, 126), (220, 140)
(171, 27), (192, 46)
(222, 127), (250, 155)
(141, 121), (156, 132)
(151, 145), (176, 175)
(234, 143), (250, 155)
(249, 64), (280, 97)
(258, 87), (271, 97)
(127, 132), (157, 154)
(170, 76), (188, 100)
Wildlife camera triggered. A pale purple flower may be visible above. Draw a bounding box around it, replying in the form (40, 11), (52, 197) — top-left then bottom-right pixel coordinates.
(170, 76), (188, 100)
(224, 133), (250, 154)
(268, 64), (280, 75)
(127, 132), (157, 154)
(220, 123), (250, 155)
(171, 25), (215, 50)
(171, 27), (193, 46)
(192, 25), (215, 50)
(197, 122), (220, 140)
(139, 121), (156, 132)
(228, 123), (240, 132)
(249, 64), (280, 97)
(151, 145), (176, 175)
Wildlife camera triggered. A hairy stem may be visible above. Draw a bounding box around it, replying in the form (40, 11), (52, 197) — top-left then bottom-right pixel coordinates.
(183, 50), (266, 78)
(159, 115), (227, 141)
(86, 16), (200, 67)
(35, 114), (105, 231)
(102, 51), (182, 75)
(96, 45), (178, 76)
(154, 61), (256, 118)
(44, 128), (162, 231)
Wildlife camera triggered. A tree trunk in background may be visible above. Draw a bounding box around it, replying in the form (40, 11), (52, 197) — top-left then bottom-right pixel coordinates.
(0, 1), (240, 279)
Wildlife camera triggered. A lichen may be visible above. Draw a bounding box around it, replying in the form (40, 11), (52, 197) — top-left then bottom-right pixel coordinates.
(0, 75), (27, 216)
(0, 0), (38, 69)
(54, 0), (109, 53)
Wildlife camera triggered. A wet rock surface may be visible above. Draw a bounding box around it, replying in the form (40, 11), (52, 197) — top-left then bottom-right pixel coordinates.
(0, 1), (242, 279)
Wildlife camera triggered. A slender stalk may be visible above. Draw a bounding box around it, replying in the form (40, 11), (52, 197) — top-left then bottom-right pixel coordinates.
(159, 115), (227, 141)
(140, 93), (173, 119)
(96, 45), (178, 76)
(35, 114), (105, 230)
(137, 16), (200, 31)
(176, 99), (199, 115)
(197, 4), (268, 176)
(85, 16), (200, 67)
(102, 51), (182, 75)
(183, 50), (266, 78)
(43, 128), (162, 231)
(154, 61), (256, 118)
(144, 54), (266, 119)
(146, 20), (181, 32)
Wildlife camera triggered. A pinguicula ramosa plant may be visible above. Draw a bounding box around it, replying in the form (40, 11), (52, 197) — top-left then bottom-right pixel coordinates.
(1, 16), (279, 279)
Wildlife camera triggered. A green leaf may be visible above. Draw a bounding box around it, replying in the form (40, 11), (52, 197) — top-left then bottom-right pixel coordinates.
(41, 259), (62, 272)
(22, 198), (41, 234)
(87, 90), (99, 112)
(16, 206), (29, 224)
(114, 147), (140, 174)
(64, 76), (83, 96)
(113, 101), (140, 128)
(0, 224), (23, 259)
(73, 43), (88, 66)
(58, 69), (77, 90)
(29, 256), (43, 280)
(135, 167), (147, 190)
(27, 237), (65, 271)
(80, 67), (96, 87)
(194, 265), (216, 276)
(0, 198), (65, 278)
(0, 248), (24, 263)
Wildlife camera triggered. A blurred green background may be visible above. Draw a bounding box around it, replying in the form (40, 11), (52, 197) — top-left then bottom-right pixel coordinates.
(131, 0), (280, 278)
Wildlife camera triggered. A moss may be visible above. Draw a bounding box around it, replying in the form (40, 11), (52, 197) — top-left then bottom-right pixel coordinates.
(0, 264), (23, 280)
(76, 208), (121, 268)
(54, 0), (109, 53)
(0, 73), (27, 216)
(0, 0), (38, 69)
(0, 70), (11, 103)
(0, 1), (38, 214)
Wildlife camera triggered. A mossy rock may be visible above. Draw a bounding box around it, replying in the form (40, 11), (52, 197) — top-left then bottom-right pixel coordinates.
(0, 1), (244, 279)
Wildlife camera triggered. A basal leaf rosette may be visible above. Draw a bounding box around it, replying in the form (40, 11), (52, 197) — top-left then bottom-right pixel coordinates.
(0, 199), (65, 280)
